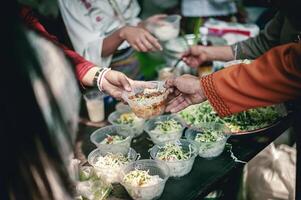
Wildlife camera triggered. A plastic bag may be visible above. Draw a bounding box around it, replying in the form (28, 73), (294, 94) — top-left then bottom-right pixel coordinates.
(246, 143), (296, 200)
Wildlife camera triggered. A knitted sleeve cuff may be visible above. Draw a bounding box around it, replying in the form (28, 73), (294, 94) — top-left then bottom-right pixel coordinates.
(200, 74), (232, 117)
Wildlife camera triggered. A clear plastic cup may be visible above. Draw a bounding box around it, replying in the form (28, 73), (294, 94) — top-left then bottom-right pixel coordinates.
(88, 147), (139, 183)
(120, 159), (170, 200)
(122, 81), (169, 119)
(90, 125), (133, 155)
(83, 90), (105, 122)
(108, 109), (145, 138)
(144, 114), (185, 144)
(150, 139), (198, 177)
(147, 15), (181, 41)
(185, 123), (230, 158)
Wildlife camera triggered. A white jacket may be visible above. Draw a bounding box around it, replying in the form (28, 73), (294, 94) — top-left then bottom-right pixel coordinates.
(182, 0), (237, 17)
(58, 0), (141, 67)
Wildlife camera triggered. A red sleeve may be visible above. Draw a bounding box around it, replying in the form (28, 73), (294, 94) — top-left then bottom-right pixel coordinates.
(201, 43), (301, 117)
(20, 6), (95, 82)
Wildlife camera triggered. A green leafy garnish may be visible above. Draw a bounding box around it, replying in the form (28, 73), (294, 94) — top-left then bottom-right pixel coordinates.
(152, 119), (182, 133)
(195, 129), (224, 143)
(157, 143), (191, 161)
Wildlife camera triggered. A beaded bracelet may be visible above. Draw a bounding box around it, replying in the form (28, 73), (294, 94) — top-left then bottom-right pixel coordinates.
(92, 67), (105, 87)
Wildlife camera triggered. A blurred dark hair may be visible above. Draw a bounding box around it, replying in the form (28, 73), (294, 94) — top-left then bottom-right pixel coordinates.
(1, 1), (73, 199)
(268, 0), (301, 28)
(278, 0), (301, 29)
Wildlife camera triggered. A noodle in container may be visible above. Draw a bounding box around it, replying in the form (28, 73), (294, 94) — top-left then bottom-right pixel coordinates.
(122, 81), (169, 119)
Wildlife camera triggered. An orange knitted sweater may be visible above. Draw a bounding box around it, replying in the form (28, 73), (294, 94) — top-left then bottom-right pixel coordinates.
(201, 43), (301, 117)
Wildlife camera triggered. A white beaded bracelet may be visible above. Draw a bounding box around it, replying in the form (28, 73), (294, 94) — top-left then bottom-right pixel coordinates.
(97, 68), (111, 92)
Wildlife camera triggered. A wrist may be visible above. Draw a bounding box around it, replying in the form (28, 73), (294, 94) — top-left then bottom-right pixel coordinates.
(82, 66), (102, 86)
(200, 46), (211, 62)
(137, 21), (145, 29)
(197, 79), (207, 101)
(119, 26), (129, 40)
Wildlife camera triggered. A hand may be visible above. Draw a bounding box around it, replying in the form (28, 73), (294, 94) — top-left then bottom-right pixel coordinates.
(102, 70), (131, 99)
(120, 26), (162, 52)
(165, 75), (207, 113)
(182, 45), (208, 68)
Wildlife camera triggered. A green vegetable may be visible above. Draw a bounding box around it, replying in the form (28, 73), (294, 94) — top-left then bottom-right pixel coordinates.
(116, 112), (137, 125)
(179, 101), (281, 132)
(195, 129), (224, 143)
(153, 119), (182, 133)
(157, 143), (191, 161)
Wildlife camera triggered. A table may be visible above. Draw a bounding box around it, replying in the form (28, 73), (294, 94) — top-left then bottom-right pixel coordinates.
(75, 109), (294, 200)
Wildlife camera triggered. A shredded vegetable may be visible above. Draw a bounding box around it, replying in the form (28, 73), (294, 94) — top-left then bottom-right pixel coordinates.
(95, 153), (130, 169)
(100, 135), (126, 144)
(123, 169), (162, 187)
(179, 101), (281, 132)
(156, 143), (191, 161)
(152, 119), (182, 133)
(195, 129), (224, 143)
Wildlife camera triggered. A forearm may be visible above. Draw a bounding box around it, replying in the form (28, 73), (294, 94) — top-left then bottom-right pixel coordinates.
(230, 12), (283, 59)
(102, 27), (126, 57)
(81, 67), (99, 86)
(204, 46), (234, 62)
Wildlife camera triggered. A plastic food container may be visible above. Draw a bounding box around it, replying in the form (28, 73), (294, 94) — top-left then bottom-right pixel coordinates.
(150, 139), (198, 177)
(147, 15), (181, 41)
(122, 81), (169, 119)
(115, 102), (131, 112)
(108, 109), (145, 138)
(120, 159), (169, 200)
(90, 125), (133, 155)
(144, 114), (185, 144)
(185, 123), (230, 158)
(88, 148), (138, 183)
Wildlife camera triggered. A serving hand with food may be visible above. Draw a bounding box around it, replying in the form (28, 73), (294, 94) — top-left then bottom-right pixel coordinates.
(165, 75), (207, 113)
